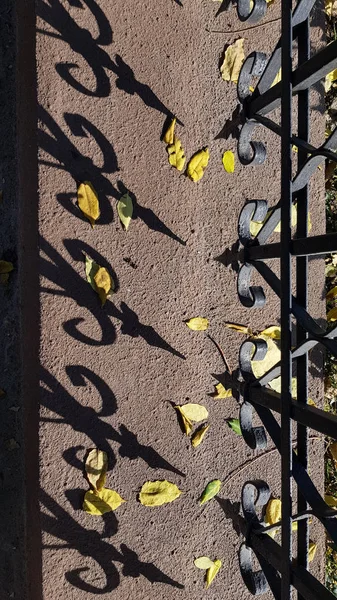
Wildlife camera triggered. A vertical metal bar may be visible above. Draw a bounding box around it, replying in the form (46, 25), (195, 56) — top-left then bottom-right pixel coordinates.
(296, 15), (310, 598)
(281, 0), (293, 597)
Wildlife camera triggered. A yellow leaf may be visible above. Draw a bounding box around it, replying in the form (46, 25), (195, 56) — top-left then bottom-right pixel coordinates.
(163, 117), (176, 145)
(117, 192), (133, 231)
(85, 256), (113, 305)
(259, 326), (281, 340)
(83, 488), (126, 515)
(250, 204), (311, 236)
(194, 556), (214, 570)
(251, 337), (281, 380)
(224, 322), (252, 335)
(186, 317), (209, 331)
(220, 38), (245, 83)
(212, 383), (232, 399)
(0, 261), (14, 274)
(94, 267), (112, 306)
(329, 441), (337, 463)
(308, 542), (317, 563)
(271, 68), (282, 87)
(325, 0), (337, 16)
(327, 285), (337, 300)
(200, 479), (222, 505)
(265, 498), (281, 525)
(222, 150), (235, 173)
(139, 480), (182, 506)
(191, 424), (210, 447)
(186, 148), (210, 182)
(167, 136), (186, 171)
(325, 69), (337, 93)
(327, 307), (337, 322)
(77, 181), (100, 227)
(178, 403), (208, 422)
(85, 449), (107, 492)
(325, 494), (337, 507)
(206, 559), (221, 588)
(175, 406), (193, 435)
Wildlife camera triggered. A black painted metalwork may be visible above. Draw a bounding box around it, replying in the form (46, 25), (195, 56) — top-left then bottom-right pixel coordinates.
(220, 0), (337, 597)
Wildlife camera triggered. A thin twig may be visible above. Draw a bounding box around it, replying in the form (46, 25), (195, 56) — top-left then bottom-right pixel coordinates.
(207, 334), (232, 373)
(222, 435), (322, 488)
(206, 16), (281, 35)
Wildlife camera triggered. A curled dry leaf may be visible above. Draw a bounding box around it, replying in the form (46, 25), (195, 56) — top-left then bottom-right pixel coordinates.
(211, 383), (232, 399)
(194, 556), (215, 570)
(199, 479), (222, 505)
(259, 326), (281, 340)
(85, 255), (113, 306)
(308, 542), (317, 563)
(226, 418), (242, 436)
(224, 322), (253, 335)
(328, 307), (337, 322)
(191, 424), (210, 448)
(185, 317), (209, 331)
(167, 137), (186, 171)
(327, 285), (337, 300)
(139, 480), (182, 506)
(78, 181), (100, 227)
(85, 449), (107, 492)
(83, 488), (126, 515)
(163, 117), (176, 145)
(325, 494), (337, 507)
(117, 193), (133, 231)
(175, 405), (193, 435)
(186, 148), (210, 182)
(222, 150), (235, 173)
(265, 498), (281, 525)
(177, 403), (208, 422)
(220, 38), (245, 82)
(206, 559), (221, 588)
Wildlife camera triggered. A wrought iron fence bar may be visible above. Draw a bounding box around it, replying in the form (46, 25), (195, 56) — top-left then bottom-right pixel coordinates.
(248, 40), (337, 117)
(243, 233), (337, 261)
(253, 114), (337, 162)
(280, 0), (293, 594)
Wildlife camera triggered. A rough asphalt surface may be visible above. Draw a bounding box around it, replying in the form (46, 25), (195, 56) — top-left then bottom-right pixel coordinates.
(0, 0), (328, 598)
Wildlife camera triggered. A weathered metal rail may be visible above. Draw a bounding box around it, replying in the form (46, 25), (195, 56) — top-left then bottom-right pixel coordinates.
(220, 0), (337, 597)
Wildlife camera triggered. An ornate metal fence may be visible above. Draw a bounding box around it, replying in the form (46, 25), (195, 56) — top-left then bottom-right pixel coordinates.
(218, 0), (337, 597)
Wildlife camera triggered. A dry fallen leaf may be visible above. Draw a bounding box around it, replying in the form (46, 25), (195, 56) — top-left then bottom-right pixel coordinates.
(325, 69), (337, 93)
(117, 193), (133, 231)
(85, 449), (107, 492)
(177, 403), (208, 422)
(222, 150), (235, 173)
(186, 148), (210, 182)
(271, 68), (282, 87)
(325, 494), (337, 507)
(194, 556), (215, 569)
(220, 38), (245, 83)
(265, 498), (281, 525)
(308, 542), (317, 563)
(206, 559), (221, 588)
(211, 383), (232, 399)
(199, 479), (221, 505)
(327, 307), (337, 322)
(78, 181), (100, 227)
(191, 424), (210, 448)
(326, 0), (337, 17)
(226, 418), (242, 436)
(85, 255), (113, 306)
(139, 480), (182, 506)
(167, 136), (186, 171)
(224, 322), (253, 335)
(250, 204), (311, 237)
(185, 317), (209, 331)
(329, 441), (337, 464)
(175, 406), (193, 435)
(83, 488), (125, 515)
(163, 117), (176, 145)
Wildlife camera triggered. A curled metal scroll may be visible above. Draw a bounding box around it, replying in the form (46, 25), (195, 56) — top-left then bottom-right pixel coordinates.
(237, 0), (267, 24)
(239, 340), (268, 449)
(238, 53), (268, 103)
(238, 120), (267, 166)
(238, 200), (268, 246)
(237, 263), (266, 308)
(239, 544), (270, 596)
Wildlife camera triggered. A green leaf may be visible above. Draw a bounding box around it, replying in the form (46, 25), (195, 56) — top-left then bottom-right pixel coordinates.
(226, 418), (242, 436)
(199, 479), (222, 505)
(117, 193), (133, 231)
